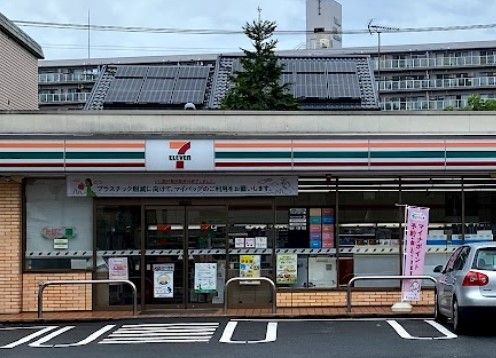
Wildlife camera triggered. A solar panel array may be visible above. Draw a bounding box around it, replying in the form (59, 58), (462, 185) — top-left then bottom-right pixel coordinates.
(104, 65), (210, 105)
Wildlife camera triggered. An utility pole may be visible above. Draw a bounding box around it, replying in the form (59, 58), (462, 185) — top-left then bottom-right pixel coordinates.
(367, 20), (399, 104)
(87, 9), (91, 59)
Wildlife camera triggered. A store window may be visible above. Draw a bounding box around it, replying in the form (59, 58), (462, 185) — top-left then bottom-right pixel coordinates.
(25, 179), (93, 271)
(275, 191), (337, 289)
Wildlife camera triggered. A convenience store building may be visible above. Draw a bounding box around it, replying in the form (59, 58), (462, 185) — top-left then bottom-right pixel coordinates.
(1, 110), (496, 314)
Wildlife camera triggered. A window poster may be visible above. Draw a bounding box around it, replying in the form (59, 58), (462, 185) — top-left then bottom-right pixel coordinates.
(235, 237), (245, 248)
(194, 263), (217, 293)
(108, 257), (129, 280)
(277, 254), (298, 285)
(255, 236), (268, 249)
(153, 264), (174, 298)
(239, 255), (261, 278)
(245, 237), (256, 248)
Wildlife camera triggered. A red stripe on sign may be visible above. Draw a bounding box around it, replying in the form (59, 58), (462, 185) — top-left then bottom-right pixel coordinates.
(0, 163), (64, 167)
(66, 163), (145, 167)
(294, 162), (369, 167)
(370, 162), (445, 167)
(446, 162), (496, 166)
(215, 162), (292, 167)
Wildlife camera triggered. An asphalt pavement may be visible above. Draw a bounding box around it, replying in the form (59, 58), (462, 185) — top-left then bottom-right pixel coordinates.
(0, 317), (495, 358)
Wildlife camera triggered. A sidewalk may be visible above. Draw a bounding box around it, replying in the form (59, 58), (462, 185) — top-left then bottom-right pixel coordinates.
(0, 306), (434, 324)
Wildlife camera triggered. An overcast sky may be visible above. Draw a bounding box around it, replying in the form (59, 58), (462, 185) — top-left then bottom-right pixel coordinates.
(1, 0), (496, 60)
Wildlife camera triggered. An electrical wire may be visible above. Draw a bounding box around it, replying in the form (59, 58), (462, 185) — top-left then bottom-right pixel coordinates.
(14, 19), (496, 35)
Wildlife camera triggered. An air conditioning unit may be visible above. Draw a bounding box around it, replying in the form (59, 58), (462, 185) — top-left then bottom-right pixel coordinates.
(319, 38), (330, 49)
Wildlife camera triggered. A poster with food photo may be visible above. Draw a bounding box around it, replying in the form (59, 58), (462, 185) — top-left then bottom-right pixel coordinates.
(239, 255), (261, 278)
(153, 264), (174, 298)
(276, 254), (298, 284)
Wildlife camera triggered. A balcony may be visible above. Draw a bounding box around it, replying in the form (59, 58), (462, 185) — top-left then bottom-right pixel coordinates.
(38, 72), (98, 84)
(379, 76), (496, 92)
(374, 55), (496, 71)
(381, 99), (469, 111)
(39, 92), (90, 104)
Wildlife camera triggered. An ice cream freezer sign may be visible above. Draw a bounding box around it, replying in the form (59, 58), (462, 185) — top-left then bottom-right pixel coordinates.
(67, 175), (298, 197)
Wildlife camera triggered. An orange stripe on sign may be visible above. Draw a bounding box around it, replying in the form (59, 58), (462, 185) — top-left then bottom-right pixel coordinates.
(445, 142), (496, 148)
(292, 142), (369, 148)
(65, 141), (145, 149)
(215, 142), (292, 148)
(369, 142), (445, 148)
(169, 141), (189, 150)
(0, 142), (64, 148)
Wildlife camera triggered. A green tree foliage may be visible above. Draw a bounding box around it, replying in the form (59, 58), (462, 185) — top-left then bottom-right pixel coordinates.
(466, 95), (496, 111)
(221, 17), (298, 110)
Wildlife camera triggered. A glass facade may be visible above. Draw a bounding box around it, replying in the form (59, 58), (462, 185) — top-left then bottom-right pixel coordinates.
(23, 176), (496, 309)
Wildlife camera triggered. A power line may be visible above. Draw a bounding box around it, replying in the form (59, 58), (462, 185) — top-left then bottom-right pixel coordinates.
(14, 19), (496, 36)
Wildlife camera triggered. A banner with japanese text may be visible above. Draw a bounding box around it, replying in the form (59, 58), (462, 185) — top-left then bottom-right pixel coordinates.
(67, 175), (298, 197)
(401, 206), (430, 301)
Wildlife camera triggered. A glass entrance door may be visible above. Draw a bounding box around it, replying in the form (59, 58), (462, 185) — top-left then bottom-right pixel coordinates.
(187, 206), (227, 307)
(144, 206), (186, 309)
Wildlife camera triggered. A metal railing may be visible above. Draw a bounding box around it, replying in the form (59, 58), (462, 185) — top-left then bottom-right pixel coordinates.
(38, 72), (98, 83)
(224, 277), (276, 314)
(346, 275), (437, 313)
(37, 279), (138, 319)
(38, 92), (90, 104)
(374, 54), (496, 70)
(380, 99), (470, 111)
(378, 76), (496, 92)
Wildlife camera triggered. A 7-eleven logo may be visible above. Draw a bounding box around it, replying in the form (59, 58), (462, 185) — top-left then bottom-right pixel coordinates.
(169, 141), (192, 169)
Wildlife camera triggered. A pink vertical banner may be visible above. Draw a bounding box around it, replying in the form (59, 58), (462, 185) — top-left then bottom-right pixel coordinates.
(401, 206), (430, 301)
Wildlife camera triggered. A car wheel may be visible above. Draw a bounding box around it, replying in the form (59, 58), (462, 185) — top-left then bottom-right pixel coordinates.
(452, 298), (467, 334)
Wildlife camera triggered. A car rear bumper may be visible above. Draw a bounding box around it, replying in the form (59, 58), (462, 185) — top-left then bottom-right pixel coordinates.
(458, 306), (496, 321)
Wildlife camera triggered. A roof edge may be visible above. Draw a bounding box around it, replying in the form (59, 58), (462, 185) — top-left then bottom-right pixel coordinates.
(0, 12), (44, 59)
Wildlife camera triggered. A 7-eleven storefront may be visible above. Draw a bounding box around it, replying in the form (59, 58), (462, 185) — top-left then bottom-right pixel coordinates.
(2, 132), (496, 314)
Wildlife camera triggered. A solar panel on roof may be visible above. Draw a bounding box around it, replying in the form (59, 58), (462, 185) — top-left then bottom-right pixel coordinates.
(328, 73), (361, 98)
(138, 78), (175, 104)
(294, 59), (327, 73)
(171, 78), (207, 104)
(115, 65), (148, 78)
(178, 66), (210, 78)
(104, 78), (142, 103)
(294, 73), (327, 98)
(327, 61), (357, 73)
(147, 66), (178, 78)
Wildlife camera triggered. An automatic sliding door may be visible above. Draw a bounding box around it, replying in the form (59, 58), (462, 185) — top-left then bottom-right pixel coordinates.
(144, 206), (185, 308)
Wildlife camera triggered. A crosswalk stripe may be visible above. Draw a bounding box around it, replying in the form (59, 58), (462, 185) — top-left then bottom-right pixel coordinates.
(100, 339), (211, 344)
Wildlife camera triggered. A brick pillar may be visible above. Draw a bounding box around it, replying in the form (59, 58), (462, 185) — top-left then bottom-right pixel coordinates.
(0, 180), (22, 314)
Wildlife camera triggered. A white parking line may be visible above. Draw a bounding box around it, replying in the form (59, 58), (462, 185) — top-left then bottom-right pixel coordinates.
(219, 321), (278, 344)
(0, 326), (59, 349)
(387, 320), (457, 340)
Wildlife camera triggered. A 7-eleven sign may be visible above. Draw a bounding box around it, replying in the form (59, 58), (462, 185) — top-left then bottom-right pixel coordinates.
(145, 140), (215, 171)
(169, 141), (192, 169)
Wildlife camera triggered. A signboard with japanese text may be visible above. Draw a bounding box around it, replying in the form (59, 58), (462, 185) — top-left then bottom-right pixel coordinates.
(194, 263), (217, 293)
(276, 254), (298, 285)
(146, 140), (215, 171)
(108, 257), (129, 280)
(67, 175), (298, 197)
(401, 206), (430, 301)
(153, 264), (174, 298)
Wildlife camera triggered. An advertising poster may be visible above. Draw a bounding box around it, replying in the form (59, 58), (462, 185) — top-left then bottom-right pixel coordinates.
(277, 254), (298, 285)
(235, 237), (245, 248)
(153, 264), (174, 298)
(194, 263), (217, 293)
(401, 206), (430, 301)
(239, 255), (261, 278)
(108, 257), (129, 280)
(255, 237), (268, 249)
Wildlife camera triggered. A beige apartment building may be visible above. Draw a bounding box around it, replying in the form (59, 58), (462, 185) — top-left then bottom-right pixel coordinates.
(0, 12), (43, 111)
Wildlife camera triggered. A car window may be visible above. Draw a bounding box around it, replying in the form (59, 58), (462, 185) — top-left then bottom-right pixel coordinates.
(445, 247), (463, 272)
(453, 246), (470, 271)
(474, 248), (496, 271)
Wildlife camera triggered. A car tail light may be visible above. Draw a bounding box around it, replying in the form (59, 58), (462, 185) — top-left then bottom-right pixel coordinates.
(462, 271), (489, 286)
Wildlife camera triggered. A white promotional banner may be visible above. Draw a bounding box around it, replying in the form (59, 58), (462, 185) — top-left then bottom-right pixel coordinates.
(401, 206), (430, 302)
(153, 264), (174, 298)
(108, 257), (129, 281)
(146, 140), (215, 171)
(67, 175), (298, 197)
(194, 263), (217, 293)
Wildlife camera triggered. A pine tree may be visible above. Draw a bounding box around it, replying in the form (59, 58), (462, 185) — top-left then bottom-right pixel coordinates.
(221, 16), (298, 110)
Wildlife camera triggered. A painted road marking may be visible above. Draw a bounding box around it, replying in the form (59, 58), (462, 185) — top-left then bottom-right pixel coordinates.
(387, 320), (457, 340)
(99, 323), (219, 344)
(0, 326), (59, 349)
(28, 325), (116, 348)
(219, 321), (278, 344)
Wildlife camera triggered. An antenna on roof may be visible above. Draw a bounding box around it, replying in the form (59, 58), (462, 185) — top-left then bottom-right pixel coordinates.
(87, 9), (91, 59)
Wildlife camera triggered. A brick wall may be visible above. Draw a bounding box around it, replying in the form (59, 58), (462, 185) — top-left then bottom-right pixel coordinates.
(277, 290), (435, 307)
(0, 181), (22, 314)
(22, 272), (92, 312)
(0, 30), (39, 110)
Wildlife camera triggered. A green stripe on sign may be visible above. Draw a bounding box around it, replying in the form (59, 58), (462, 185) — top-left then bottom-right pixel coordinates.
(446, 151), (496, 158)
(371, 151), (444, 159)
(0, 152), (63, 159)
(215, 152), (291, 159)
(66, 152), (145, 159)
(294, 152), (368, 159)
